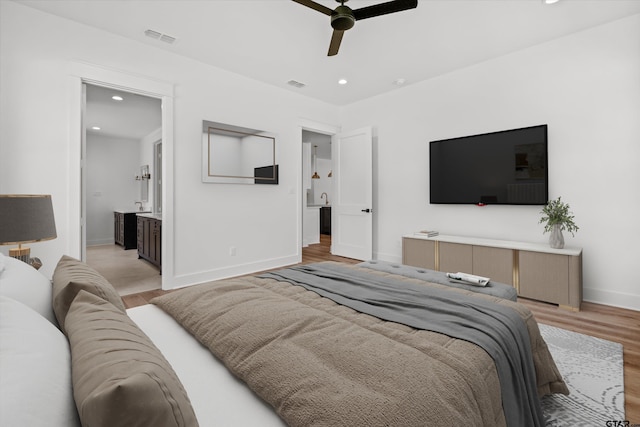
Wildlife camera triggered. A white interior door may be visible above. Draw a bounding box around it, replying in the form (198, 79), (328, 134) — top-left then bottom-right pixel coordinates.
(331, 127), (373, 260)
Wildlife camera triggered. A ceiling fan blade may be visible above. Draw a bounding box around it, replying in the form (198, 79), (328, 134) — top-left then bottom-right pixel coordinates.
(291, 0), (333, 16)
(353, 0), (418, 21)
(327, 29), (344, 56)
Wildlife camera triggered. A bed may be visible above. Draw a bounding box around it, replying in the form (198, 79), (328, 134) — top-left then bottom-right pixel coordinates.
(0, 253), (568, 427)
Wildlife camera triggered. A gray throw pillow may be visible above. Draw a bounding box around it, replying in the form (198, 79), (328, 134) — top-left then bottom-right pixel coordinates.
(66, 290), (199, 427)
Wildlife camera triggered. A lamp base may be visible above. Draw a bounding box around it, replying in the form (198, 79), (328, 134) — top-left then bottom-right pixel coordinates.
(9, 246), (30, 263)
(8, 246), (42, 270)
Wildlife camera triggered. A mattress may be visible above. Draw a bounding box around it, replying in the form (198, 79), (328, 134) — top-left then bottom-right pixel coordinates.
(127, 304), (285, 426)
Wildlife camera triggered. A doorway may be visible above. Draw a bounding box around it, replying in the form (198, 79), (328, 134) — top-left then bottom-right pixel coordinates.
(83, 83), (163, 295)
(300, 123), (374, 262)
(302, 129), (333, 251)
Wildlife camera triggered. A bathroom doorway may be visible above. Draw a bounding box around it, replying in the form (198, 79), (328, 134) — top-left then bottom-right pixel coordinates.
(83, 83), (163, 295)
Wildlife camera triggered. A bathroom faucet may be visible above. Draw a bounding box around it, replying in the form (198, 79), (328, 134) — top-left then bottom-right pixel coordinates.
(321, 193), (329, 205)
(135, 201), (143, 211)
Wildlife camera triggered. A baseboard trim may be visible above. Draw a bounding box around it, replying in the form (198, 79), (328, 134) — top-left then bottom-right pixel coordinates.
(374, 251), (402, 264)
(583, 287), (640, 312)
(166, 254), (300, 290)
(87, 238), (114, 246)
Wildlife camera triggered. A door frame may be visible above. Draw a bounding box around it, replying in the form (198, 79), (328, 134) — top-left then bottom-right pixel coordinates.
(69, 63), (175, 289)
(298, 119), (340, 259)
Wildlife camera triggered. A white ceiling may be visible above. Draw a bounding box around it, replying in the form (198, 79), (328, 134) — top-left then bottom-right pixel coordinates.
(85, 84), (161, 140)
(16, 0), (640, 108)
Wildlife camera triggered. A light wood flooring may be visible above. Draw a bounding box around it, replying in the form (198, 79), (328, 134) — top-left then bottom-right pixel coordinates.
(87, 244), (161, 296)
(121, 234), (640, 423)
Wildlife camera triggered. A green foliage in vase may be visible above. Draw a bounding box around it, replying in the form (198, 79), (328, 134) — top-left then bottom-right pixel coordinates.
(539, 196), (579, 236)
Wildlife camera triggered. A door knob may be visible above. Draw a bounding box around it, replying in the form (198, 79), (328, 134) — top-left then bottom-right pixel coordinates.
(361, 208), (371, 213)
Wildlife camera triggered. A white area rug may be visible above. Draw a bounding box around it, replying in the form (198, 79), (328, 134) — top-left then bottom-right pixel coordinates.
(539, 323), (625, 426)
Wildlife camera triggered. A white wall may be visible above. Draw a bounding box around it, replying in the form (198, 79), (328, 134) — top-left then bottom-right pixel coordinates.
(340, 14), (640, 310)
(0, 2), (338, 281)
(2, 2), (638, 310)
(86, 134), (141, 245)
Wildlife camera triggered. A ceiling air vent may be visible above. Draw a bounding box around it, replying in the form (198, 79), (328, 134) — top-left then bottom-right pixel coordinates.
(159, 34), (176, 44)
(287, 80), (306, 89)
(145, 29), (176, 44)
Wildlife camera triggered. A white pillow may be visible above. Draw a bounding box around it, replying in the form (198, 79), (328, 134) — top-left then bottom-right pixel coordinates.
(0, 254), (57, 325)
(0, 296), (80, 427)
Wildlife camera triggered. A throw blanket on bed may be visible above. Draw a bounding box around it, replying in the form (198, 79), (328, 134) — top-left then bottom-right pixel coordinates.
(261, 263), (542, 427)
(152, 262), (567, 427)
(357, 260), (518, 301)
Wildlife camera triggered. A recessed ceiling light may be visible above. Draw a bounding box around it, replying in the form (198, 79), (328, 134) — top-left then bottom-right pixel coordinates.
(338, 78), (348, 85)
(91, 126), (101, 130)
(543, 0), (560, 4)
(112, 95), (123, 101)
(393, 78), (406, 86)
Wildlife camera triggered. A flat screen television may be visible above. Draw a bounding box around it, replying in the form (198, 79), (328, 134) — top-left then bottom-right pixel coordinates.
(254, 164), (279, 185)
(429, 124), (548, 205)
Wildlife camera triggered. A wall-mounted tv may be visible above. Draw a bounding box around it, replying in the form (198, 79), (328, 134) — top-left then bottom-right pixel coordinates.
(254, 164), (279, 185)
(430, 125), (548, 205)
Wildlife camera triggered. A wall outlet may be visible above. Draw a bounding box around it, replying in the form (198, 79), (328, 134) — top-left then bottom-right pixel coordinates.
(229, 246), (237, 256)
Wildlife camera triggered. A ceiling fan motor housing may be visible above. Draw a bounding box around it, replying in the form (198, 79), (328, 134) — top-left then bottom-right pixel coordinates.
(331, 5), (355, 30)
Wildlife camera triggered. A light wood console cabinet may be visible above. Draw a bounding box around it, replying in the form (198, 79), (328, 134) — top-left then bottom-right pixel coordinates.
(402, 234), (582, 311)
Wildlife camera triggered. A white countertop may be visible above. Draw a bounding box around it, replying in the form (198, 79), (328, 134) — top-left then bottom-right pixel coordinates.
(137, 213), (162, 220)
(404, 233), (582, 256)
(114, 209), (151, 214)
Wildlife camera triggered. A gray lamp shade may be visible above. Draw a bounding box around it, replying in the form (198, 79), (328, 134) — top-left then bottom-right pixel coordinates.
(0, 195), (57, 245)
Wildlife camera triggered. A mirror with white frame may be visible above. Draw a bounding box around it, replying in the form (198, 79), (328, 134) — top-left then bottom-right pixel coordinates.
(201, 120), (277, 184)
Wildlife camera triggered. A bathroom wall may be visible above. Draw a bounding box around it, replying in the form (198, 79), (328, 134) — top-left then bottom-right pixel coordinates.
(86, 134), (140, 246)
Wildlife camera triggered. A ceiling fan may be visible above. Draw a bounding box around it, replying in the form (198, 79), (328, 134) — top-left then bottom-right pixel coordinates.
(293, 0), (418, 56)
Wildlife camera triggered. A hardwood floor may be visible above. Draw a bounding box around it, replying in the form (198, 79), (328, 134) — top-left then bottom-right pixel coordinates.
(122, 234), (640, 423)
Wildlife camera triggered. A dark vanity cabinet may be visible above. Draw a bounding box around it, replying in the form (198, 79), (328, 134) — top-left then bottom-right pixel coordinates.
(137, 215), (162, 271)
(114, 212), (138, 250)
(320, 206), (331, 235)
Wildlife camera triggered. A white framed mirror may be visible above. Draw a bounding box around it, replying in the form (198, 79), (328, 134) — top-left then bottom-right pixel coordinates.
(201, 120), (277, 185)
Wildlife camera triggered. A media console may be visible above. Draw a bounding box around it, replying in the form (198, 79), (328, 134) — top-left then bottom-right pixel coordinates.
(402, 234), (582, 311)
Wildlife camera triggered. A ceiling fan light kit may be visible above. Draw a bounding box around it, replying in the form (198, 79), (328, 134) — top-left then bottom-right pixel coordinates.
(332, 5), (356, 31)
(293, 0), (418, 56)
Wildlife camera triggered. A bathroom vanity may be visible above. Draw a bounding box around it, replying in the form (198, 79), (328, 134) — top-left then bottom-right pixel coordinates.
(114, 210), (148, 250)
(137, 213), (162, 271)
(320, 206), (331, 235)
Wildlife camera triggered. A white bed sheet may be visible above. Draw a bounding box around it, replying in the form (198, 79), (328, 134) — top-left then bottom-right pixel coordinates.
(127, 304), (286, 427)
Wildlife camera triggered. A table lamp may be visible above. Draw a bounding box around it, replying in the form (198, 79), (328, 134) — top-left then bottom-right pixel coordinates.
(0, 194), (57, 269)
